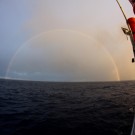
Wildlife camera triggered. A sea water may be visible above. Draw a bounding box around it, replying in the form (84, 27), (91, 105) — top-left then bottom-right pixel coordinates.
(0, 79), (135, 135)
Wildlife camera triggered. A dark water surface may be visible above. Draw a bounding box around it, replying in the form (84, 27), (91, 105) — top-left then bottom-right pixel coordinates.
(0, 79), (135, 135)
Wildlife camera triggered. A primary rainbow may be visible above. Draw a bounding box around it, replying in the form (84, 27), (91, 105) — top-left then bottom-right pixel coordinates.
(5, 29), (120, 81)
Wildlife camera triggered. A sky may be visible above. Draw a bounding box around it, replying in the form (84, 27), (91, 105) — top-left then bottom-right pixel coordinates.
(1, 0), (135, 82)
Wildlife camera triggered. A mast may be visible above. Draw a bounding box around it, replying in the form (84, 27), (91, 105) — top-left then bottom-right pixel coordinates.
(116, 0), (135, 47)
(115, 0), (132, 31)
(115, 0), (128, 21)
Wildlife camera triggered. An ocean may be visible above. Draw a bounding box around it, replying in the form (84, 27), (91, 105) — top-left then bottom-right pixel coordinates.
(0, 79), (135, 135)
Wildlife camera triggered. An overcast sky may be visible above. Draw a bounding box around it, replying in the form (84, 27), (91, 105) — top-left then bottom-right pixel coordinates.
(1, 0), (135, 82)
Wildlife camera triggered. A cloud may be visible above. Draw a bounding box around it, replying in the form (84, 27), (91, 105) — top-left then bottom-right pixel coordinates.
(2, 0), (135, 81)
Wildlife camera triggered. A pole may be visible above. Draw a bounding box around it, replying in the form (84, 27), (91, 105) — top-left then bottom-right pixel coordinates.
(115, 0), (128, 21)
(115, 0), (131, 32)
(130, 109), (135, 135)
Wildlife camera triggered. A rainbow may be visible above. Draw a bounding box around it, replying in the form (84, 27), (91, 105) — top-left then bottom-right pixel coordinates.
(5, 29), (120, 81)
